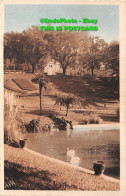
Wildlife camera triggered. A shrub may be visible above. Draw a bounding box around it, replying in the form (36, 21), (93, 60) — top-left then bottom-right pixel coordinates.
(83, 111), (102, 124)
(25, 118), (56, 132)
(25, 118), (42, 133)
(41, 124), (54, 132)
(49, 114), (73, 130)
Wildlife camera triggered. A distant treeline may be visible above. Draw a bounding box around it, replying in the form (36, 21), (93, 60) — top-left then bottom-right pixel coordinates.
(4, 26), (119, 78)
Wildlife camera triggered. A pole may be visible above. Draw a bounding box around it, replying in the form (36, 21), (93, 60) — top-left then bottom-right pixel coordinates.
(39, 83), (41, 114)
(39, 80), (42, 115)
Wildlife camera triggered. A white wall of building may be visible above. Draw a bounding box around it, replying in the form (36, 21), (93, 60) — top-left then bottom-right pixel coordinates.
(44, 62), (62, 75)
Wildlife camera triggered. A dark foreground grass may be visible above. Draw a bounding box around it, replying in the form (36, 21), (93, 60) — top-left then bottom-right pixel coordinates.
(4, 160), (77, 190)
(4, 145), (120, 191)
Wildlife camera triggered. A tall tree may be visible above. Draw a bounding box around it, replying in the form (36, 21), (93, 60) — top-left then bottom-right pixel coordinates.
(4, 32), (26, 68)
(4, 26), (48, 73)
(103, 41), (119, 78)
(80, 36), (108, 76)
(44, 31), (88, 75)
(22, 26), (48, 73)
(32, 74), (47, 114)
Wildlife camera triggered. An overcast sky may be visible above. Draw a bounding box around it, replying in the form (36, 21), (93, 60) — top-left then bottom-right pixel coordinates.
(4, 4), (119, 43)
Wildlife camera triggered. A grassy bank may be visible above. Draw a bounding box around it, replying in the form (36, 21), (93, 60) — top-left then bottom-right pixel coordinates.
(4, 73), (119, 126)
(4, 144), (120, 190)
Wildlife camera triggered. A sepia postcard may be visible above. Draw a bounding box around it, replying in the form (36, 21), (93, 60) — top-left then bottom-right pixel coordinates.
(0, 0), (126, 196)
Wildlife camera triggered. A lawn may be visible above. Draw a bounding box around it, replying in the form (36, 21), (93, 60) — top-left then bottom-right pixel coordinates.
(47, 75), (119, 102)
(4, 73), (119, 125)
(12, 78), (37, 91)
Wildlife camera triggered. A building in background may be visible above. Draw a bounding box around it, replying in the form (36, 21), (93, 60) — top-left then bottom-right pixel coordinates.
(44, 60), (62, 75)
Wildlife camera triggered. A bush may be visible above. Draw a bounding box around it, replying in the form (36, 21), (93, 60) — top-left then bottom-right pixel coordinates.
(25, 118), (42, 133)
(49, 114), (73, 130)
(25, 118), (57, 132)
(83, 111), (102, 124)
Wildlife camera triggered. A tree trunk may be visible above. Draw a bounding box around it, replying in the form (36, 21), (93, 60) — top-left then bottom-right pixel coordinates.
(63, 68), (66, 76)
(40, 92), (42, 114)
(66, 105), (69, 116)
(14, 57), (16, 73)
(39, 86), (42, 114)
(91, 67), (94, 77)
(32, 64), (35, 73)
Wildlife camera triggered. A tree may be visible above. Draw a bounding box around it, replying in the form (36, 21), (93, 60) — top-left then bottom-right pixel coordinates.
(44, 31), (81, 75)
(55, 96), (74, 116)
(32, 74), (47, 114)
(102, 41), (119, 93)
(55, 95), (86, 116)
(21, 27), (48, 73)
(103, 41), (119, 78)
(4, 26), (48, 73)
(54, 97), (64, 111)
(80, 36), (108, 76)
(4, 32), (26, 70)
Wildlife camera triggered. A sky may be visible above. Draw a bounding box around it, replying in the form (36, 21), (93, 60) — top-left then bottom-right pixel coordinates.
(4, 4), (119, 43)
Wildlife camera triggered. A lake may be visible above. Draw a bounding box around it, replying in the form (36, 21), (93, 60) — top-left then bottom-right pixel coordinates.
(26, 127), (120, 179)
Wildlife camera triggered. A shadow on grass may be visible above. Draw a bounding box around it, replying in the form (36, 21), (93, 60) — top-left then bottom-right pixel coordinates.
(100, 114), (119, 122)
(25, 109), (63, 117)
(72, 110), (85, 114)
(44, 94), (58, 99)
(4, 160), (78, 190)
(47, 75), (119, 103)
(104, 166), (120, 179)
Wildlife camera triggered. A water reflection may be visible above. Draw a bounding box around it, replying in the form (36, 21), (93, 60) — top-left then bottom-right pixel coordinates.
(27, 128), (120, 179)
